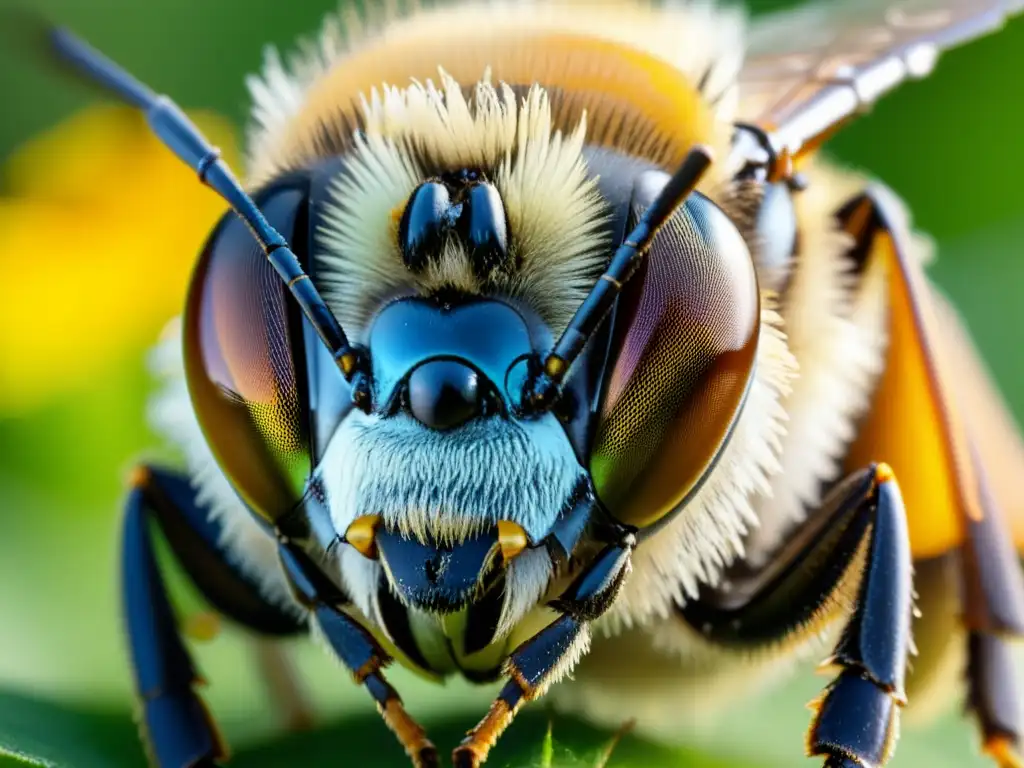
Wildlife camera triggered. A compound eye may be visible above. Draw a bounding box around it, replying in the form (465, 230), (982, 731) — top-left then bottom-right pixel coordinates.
(590, 173), (760, 529)
(184, 183), (312, 520)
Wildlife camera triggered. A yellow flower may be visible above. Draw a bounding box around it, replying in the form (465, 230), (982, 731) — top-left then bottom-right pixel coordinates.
(0, 104), (238, 414)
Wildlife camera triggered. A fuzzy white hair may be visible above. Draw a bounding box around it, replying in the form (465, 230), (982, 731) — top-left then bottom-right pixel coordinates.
(596, 302), (797, 631)
(742, 158), (890, 567)
(244, 0), (746, 186)
(550, 611), (838, 739)
(319, 410), (586, 546)
(314, 75), (608, 337)
(240, 0), (750, 338)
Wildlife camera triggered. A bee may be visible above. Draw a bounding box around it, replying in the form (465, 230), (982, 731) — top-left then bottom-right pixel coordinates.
(36, 0), (1024, 766)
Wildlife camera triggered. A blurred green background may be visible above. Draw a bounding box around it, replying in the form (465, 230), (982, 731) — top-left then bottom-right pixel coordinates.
(1, 0), (1023, 766)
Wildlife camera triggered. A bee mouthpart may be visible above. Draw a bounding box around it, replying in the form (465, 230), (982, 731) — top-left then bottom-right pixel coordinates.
(370, 521), (534, 614)
(344, 514), (382, 559)
(497, 520), (529, 562)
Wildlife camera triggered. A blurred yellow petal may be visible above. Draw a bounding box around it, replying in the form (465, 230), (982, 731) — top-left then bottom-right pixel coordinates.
(0, 104), (237, 413)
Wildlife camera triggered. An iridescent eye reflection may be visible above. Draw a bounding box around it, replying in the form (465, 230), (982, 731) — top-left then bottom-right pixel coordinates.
(591, 191), (759, 529)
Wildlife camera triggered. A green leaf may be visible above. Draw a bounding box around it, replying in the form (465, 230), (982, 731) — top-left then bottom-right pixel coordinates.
(0, 748), (49, 767)
(232, 710), (765, 768)
(0, 691), (138, 768)
(0, 688), (771, 768)
(541, 721), (555, 768)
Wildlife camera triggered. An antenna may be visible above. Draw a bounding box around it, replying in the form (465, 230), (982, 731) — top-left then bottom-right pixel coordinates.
(46, 27), (372, 410)
(520, 145), (715, 414)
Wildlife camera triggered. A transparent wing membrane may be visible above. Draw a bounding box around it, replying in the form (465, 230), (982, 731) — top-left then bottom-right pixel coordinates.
(738, 0), (1024, 162)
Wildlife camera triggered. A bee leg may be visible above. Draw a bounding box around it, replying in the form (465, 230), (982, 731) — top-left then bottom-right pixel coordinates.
(125, 464), (318, 742)
(968, 632), (1024, 768)
(679, 464), (912, 768)
(806, 468), (912, 768)
(960, 456), (1024, 767)
(276, 547), (439, 768)
(123, 465), (245, 767)
(452, 534), (636, 768)
(130, 465), (306, 635)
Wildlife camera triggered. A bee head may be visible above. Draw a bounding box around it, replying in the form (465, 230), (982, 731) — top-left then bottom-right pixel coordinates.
(49, 0), (789, 663)
(311, 91), (737, 630)
(175, 68), (760, 627)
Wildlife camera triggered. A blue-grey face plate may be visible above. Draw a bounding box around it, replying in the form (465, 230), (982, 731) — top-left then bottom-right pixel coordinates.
(368, 298), (540, 413)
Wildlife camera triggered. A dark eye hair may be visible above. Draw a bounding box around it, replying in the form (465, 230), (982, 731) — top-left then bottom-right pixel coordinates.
(590, 177), (760, 529)
(183, 182), (313, 520)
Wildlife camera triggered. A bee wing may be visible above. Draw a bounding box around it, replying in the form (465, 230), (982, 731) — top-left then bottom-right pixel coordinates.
(841, 183), (1024, 557)
(739, 0), (1023, 158)
(930, 288), (1024, 548)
